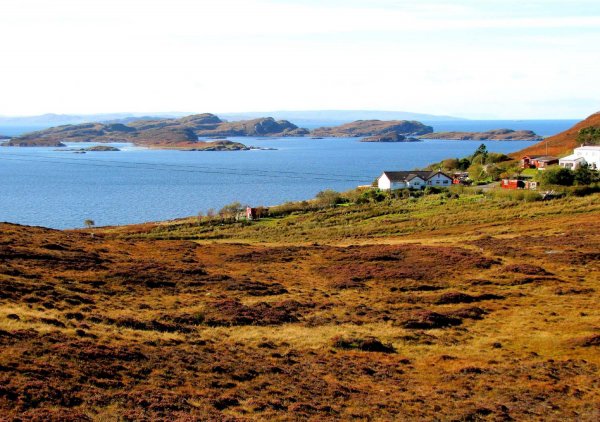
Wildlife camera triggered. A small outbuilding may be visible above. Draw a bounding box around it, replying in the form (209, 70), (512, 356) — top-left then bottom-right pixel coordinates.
(521, 155), (559, 169)
(501, 176), (537, 190)
(246, 206), (268, 220)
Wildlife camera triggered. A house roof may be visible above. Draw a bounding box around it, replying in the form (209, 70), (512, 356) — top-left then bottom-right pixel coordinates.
(534, 156), (559, 162)
(559, 154), (585, 162)
(381, 170), (451, 182)
(523, 155), (557, 161)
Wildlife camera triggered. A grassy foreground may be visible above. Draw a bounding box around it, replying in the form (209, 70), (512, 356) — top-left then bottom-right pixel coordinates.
(1, 191), (599, 420)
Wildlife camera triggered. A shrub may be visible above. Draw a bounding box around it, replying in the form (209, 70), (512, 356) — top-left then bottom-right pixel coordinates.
(540, 166), (574, 187)
(315, 190), (344, 207)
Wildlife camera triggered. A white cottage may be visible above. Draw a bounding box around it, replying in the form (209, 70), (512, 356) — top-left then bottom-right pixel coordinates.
(377, 171), (453, 190)
(559, 145), (600, 170)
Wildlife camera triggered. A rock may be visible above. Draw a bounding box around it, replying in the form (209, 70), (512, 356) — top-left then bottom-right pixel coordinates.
(331, 336), (395, 353)
(402, 310), (462, 329)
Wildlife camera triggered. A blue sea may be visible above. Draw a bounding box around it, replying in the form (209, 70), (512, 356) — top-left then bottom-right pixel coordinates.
(0, 119), (577, 229)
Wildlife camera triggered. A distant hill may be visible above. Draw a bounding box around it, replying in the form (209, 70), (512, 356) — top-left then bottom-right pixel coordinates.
(511, 112), (600, 158)
(0, 112), (189, 127)
(220, 110), (464, 128)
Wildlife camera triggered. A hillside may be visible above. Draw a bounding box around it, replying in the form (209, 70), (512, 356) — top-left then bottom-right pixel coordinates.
(311, 120), (433, 137)
(422, 129), (542, 141)
(1, 191), (599, 420)
(2, 114), (308, 148)
(512, 112), (600, 157)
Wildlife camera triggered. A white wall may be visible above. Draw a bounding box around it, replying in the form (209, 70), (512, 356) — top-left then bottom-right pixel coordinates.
(406, 177), (425, 189)
(576, 147), (600, 169)
(378, 174), (391, 190)
(427, 173), (452, 186)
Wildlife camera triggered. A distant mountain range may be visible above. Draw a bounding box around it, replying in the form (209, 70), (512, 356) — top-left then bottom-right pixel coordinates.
(0, 110), (463, 130)
(219, 110), (464, 129)
(0, 112), (189, 127)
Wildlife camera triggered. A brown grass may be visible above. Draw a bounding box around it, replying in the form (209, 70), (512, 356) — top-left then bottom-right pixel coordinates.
(1, 193), (599, 420)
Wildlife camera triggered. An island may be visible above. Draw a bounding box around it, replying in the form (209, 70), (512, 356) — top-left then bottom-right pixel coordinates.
(311, 119), (433, 137)
(1, 113), (308, 149)
(172, 140), (250, 151)
(360, 133), (421, 142)
(420, 129), (542, 141)
(0, 135), (10, 140)
(81, 145), (120, 152)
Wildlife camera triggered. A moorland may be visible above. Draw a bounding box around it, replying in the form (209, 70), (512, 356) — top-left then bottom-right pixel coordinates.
(1, 186), (599, 420)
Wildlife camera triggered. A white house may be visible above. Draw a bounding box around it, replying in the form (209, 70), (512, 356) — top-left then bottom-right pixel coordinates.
(559, 145), (600, 170)
(377, 171), (453, 190)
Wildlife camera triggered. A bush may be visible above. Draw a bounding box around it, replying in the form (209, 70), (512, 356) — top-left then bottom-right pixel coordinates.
(540, 167), (575, 187)
(573, 164), (599, 185)
(357, 188), (387, 203)
(315, 189), (344, 207)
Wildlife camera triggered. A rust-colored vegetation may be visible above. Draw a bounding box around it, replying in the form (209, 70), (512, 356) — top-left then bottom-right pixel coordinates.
(1, 192), (599, 419)
(512, 111), (600, 157)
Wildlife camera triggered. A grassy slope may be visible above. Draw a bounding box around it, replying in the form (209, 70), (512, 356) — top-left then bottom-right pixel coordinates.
(511, 112), (600, 158)
(1, 192), (599, 420)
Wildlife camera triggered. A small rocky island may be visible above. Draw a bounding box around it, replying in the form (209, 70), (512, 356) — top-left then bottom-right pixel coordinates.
(421, 129), (542, 141)
(179, 140), (250, 151)
(82, 145), (120, 152)
(311, 119), (433, 137)
(361, 133), (421, 143)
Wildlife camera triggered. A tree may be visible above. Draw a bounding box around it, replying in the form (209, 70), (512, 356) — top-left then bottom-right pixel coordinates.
(441, 158), (460, 171)
(315, 189), (343, 207)
(485, 164), (503, 181)
(457, 158), (471, 171)
(468, 163), (485, 182)
(540, 166), (574, 186)
(84, 219), (95, 229)
(471, 144), (488, 164)
(219, 202), (243, 221)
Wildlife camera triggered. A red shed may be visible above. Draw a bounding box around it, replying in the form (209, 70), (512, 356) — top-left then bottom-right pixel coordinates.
(501, 179), (525, 189)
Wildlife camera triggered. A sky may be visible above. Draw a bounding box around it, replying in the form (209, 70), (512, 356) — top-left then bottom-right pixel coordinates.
(0, 0), (599, 119)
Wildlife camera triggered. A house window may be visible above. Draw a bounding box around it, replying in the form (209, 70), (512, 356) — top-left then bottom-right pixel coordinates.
(443, 180), (448, 184)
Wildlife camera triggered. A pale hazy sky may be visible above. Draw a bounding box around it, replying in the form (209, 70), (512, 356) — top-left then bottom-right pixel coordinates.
(1, 0), (599, 119)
